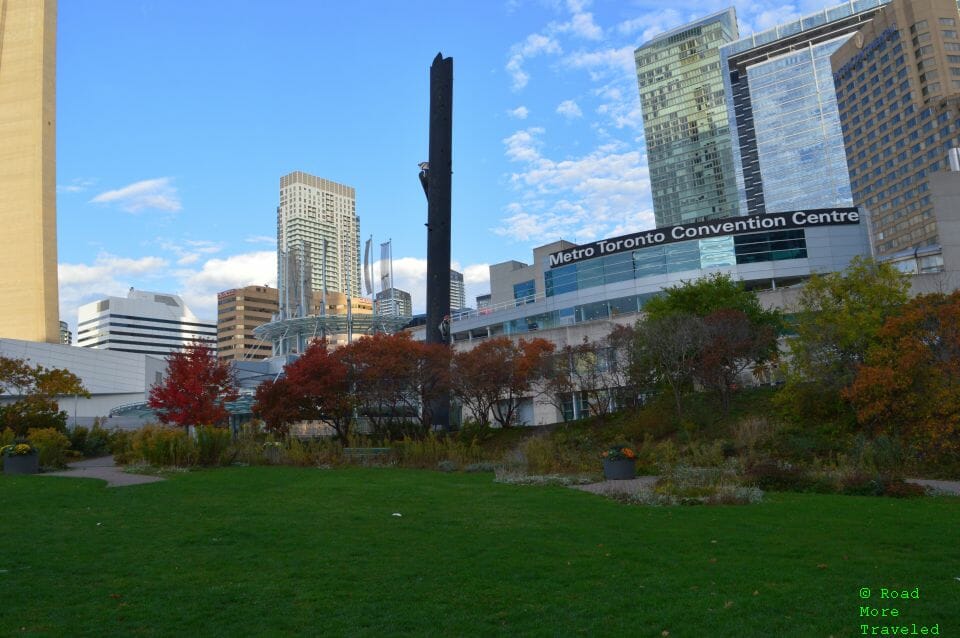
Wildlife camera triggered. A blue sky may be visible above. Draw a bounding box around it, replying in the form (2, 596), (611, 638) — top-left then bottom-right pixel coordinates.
(56, 0), (833, 331)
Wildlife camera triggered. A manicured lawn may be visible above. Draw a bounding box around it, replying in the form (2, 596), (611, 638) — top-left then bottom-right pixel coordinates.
(2, 468), (958, 637)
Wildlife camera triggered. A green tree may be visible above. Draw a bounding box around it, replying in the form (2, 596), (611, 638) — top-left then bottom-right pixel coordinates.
(634, 273), (782, 416)
(643, 272), (782, 335)
(779, 256), (910, 421)
(0, 356), (89, 436)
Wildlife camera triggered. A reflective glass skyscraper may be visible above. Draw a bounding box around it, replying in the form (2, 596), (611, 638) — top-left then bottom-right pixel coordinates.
(720, 0), (889, 215)
(635, 9), (740, 227)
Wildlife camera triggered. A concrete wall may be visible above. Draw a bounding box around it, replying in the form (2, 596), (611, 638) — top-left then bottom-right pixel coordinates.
(0, 338), (165, 426)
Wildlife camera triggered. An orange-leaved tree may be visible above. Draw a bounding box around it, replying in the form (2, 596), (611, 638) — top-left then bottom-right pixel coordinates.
(451, 337), (554, 428)
(337, 332), (451, 436)
(281, 339), (355, 444)
(844, 291), (960, 454)
(148, 341), (238, 428)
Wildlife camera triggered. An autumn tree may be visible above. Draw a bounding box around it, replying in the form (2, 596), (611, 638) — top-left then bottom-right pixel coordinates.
(632, 313), (707, 421)
(281, 339), (355, 444)
(148, 341), (237, 428)
(252, 378), (302, 436)
(780, 256), (910, 421)
(695, 309), (778, 412)
(844, 291), (960, 454)
(543, 325), (639, 420)
(338, 332), (451, 436)
(451, 337), (554, 428)
(0, 356), (90, 436)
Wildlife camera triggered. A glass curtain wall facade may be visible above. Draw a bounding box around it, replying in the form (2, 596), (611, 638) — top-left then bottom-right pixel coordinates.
(720, 0), (887, 215)
(635, 9), (741, 227)
(748, 37), (855, 212)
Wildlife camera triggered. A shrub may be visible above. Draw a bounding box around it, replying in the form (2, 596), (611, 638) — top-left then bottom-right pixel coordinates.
(109, 429), (135, 464)
(130, 425), (197, 467)
(196, 426), (232, 466)
(743, 459), (812, 492)
(390, 434), (484, 469)
(27, 427), (72, 469)
(68, 423), (112, 458)
(636, 463), (763, 506)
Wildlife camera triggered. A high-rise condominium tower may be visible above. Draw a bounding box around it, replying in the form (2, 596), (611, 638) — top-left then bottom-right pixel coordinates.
(833, 0), (960, 259)
(635, 8), (740, 227)
(277, 172), (361, 317)
(0, 0), (59, 343)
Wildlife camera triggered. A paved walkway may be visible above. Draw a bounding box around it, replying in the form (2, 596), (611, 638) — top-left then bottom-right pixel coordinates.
(42, 456), (165, 488)
(572, 475), (960, 497)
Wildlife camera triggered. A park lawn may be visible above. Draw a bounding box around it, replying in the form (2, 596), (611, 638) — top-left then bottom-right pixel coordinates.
(1, 468), (958, 637)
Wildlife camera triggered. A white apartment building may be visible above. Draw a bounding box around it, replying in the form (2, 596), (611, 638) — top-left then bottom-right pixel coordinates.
(277, 171), (361, 301)
(77, 289), (216, 356)
(374, 287), (413, 318)
(450, 269), (466, 312)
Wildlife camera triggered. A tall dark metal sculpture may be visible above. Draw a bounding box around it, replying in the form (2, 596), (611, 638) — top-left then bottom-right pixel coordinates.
(422, 52), (453, 431)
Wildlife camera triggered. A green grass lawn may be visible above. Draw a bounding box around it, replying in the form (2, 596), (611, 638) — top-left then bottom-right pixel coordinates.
(2, 468), (958, 637)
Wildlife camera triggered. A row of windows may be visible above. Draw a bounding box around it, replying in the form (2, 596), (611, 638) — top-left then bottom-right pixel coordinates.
(453, 275), (808, 342)
(543, 230), (808, 297)
(77, 313), (215, 330)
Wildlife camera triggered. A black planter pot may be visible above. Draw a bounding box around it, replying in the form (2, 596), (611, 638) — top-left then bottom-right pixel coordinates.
(4, 453), (40, 475)
(602, 458), (636, 480)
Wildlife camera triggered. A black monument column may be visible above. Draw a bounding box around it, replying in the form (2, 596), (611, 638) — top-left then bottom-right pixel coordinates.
(424, 52), (453, 431)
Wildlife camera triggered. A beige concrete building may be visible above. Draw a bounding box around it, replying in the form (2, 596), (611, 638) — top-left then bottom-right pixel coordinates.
(0, 0), (59, 343)
(832, 0), (960, 261)
(216, 285), (279, 361)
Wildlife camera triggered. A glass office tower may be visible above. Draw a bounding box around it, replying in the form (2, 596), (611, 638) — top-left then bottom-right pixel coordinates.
(635, 9), (740, 227)
(720, 0), (888, 215)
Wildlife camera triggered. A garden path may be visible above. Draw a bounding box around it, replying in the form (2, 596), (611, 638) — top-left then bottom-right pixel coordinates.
(42, 456), (164, 488)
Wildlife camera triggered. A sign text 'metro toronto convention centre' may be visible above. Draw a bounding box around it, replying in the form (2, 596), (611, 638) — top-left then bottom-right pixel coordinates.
(548, 208), (861, 267)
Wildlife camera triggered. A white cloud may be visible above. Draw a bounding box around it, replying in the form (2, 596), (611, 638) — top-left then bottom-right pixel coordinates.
(508, 105), (530, 119)
(373, 257), (491, 314)
(59, 253), (170, 337)
(617, 9), (683, 41)
(57, 178), (96, 194)
(245, 235), (276, 244)
(176, 251), (277, 320)
(559, 11), (603, 40)
(556, 99), (583, 119)
(159, 238), (224, 266)
(562, 46), (636, 78)
(497, 130), (655, 245)
(89, 177), (182, 213)
(506, 33), (562, 91)
(503, 127), (545, 162)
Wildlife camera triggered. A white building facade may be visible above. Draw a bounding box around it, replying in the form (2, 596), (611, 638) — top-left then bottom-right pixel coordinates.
(277, 171), (361, 301)
(77, 289), (216, 356)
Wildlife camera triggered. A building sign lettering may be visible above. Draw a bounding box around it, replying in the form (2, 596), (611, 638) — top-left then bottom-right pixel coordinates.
(547, 208), (860, 268)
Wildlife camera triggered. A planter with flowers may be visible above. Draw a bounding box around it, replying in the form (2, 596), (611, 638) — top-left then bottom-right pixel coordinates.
(601, 445), (637, 480)
(2, 442), (40, 475)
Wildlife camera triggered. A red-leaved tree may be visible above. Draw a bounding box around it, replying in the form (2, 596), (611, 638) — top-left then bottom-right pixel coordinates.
(252, 378), (303, 436)
(282, 339), (355, 444)
(148, 341), (238, 428)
